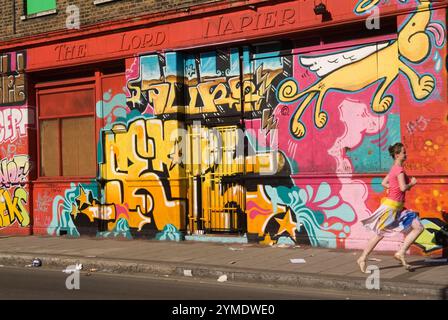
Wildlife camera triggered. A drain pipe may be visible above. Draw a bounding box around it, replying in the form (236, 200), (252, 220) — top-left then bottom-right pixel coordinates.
(13, 0), (16, 34)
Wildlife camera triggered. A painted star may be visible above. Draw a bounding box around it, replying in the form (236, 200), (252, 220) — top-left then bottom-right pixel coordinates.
(275, 208), (297, 239)
(76, 186), (91, 209)
(168, 138), (184, 170)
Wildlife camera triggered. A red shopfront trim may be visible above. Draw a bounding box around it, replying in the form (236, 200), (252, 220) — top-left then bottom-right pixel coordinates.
(20, 0), (448, 72)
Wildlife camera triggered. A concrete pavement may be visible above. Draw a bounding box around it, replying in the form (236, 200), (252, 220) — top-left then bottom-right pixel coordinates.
(0, 235), (447, 299)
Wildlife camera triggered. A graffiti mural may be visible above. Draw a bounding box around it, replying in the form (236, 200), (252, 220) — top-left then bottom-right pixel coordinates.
(126, 49), (288, 117)
(99, 118), (187, 234)
(0, 51), (26, 106)
(0, 187), (29, 228)
(277, 0), (444, 139)
(0, 155), (31, 188)
(37, 1), (446, 255)
(0, 107), (34, 144)
(354, 0), (411, 15)
(0, 50), (32, 234)
(0, 155), (31, 229)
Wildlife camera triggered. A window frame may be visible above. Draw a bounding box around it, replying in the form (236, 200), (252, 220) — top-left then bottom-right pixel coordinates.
(93, 0), (121, 5)
(22, 0), (57, 20)
(36, 76), (97, 180)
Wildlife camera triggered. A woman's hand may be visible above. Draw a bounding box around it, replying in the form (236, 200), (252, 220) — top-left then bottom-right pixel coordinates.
(410, 177), (417, 187)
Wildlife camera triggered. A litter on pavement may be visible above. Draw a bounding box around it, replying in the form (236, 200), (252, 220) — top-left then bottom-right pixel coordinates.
(32, 258), (42, 267)
(229, 247), (244, 251)
(368, 258), (382, 262)
(62, 263), (83, 274)
(290, 258), (306, 264)
(217, 275), (228, 282)
(228, 261), (237, 264)
(183, 269), (192, 277)
(275, 244), (291, 248)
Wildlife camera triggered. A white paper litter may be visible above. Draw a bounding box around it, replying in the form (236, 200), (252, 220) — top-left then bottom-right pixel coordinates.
(290, 258), (306, 264)
(229, 247), (243, 251)
(228, 261), (236, 264)
(183, 269), (192, 277)
(368, 258), (382, 262)
(0, 265), (4, 267)
(62, 263), (83, 274)
(217, 275), (228, 282)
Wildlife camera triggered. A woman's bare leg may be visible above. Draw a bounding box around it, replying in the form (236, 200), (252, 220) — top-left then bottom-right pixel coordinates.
(395, 219), (424, 268)
(357, 233), (384, 272)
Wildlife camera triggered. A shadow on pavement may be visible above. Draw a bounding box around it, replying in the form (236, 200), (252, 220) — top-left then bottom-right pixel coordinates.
(377, 258), (447, 273)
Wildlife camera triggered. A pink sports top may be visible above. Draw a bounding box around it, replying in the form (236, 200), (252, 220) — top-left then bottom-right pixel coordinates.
(387, 164), (409, 203)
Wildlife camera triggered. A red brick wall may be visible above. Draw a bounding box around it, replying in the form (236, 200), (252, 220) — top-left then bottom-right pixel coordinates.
(1, 0), (224, 42)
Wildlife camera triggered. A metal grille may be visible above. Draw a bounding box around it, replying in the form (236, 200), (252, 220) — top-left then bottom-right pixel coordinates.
(187, 125), (246, 234)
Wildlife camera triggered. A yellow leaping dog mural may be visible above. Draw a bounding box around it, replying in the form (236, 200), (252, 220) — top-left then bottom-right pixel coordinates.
(277, 1), (444, 139)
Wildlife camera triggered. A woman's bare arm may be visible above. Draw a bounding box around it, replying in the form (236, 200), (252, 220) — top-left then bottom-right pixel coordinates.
(398, 173), (417, 192)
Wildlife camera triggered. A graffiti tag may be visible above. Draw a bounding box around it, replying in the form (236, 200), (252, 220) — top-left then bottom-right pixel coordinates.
(0, 155), (30, 188)
(0, 188), (29, 228)
(0, 108), (34, 144)
(128, 64), (281, 115)
(36, 191), (53, 213)
(0, 51), (26, 106)
(406, 116), (430, 134)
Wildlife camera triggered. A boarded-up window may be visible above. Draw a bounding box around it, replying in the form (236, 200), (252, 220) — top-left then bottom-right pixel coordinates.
(40, 119), (60, 177)
(38, 82), (95, 177)
(26, 0), (56, 15)
(62, 117), (96, 176)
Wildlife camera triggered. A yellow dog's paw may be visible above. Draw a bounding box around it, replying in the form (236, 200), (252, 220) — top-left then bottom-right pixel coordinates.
(291, 122), (306, 139)
(373, 96), (393, 113)
(315, 112), (328, 128)
(414, 75), (435, 100)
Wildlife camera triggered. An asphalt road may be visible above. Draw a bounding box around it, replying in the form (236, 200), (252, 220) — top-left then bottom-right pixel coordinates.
(0, 265), (426, 300)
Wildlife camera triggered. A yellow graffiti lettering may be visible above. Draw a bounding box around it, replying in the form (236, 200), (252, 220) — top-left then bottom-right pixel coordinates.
(99, 118), (185, 231)
(0, 188), (29, 228)
(146, 83), (173, 114)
